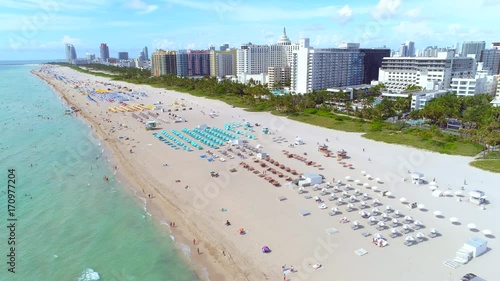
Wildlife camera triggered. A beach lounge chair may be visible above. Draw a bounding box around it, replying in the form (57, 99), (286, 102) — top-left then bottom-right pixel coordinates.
(277, 196), (287, 201)
(404, 240), (413, 247)
(299, 210), (310, 217)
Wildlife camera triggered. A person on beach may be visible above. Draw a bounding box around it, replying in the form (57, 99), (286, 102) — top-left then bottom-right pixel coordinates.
(193, 239), (196, 245)
(197, 247), (200, 254)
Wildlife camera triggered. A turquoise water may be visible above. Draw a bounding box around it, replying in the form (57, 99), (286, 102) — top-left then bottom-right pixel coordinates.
(0, 65), (200, 281)
(269, 89), (289, 96)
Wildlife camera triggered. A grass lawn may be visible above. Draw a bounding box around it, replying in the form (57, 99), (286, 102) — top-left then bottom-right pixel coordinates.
(287, 112), (371, 133)
(469, 159), (500, 173)
(479, 151), (500, 159)
(363, 131), (484, 156)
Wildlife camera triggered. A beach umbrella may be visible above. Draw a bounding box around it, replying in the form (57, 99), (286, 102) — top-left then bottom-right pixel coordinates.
(350, 195), (357, 201)
(371, 186), (378, 191)
(416, 232), (426, 239)
(338, 197), (344, 202)
(345, 176), (351, 180)
(391, 228), (399, 234)
(366, 174), (372, 179)
(382, 213), (388, 220)
(414, 220), (423, 226)
(360, 201), (366, 207)
(404, 215), (413, 222)
(363, 193), (369, 198)
(374, 233), (383, 239)
(347, 203), (354, 209)
(331, 207), (338, 212)
(392, 218), (399, 225)
(354, 179), (361, 184)
(346, 184), (352, 188)
(353, 220), (360, 226)
(417, 204), (425, 209)
(354, 189), (360, 194)
(363, 183), (370, 187)
(369, 216), (377, 222)
(373, 199), (380, 205)
(467, 223), (477, 229)
(405, 236), (415, 242)
(372, 208), (379, 214)
(342, 191), (349, 197)
(377, 221), (386, 227)
(433, 210), (442, 217)
(326, 182), (331, 187)
(449, 217), (459, 223)
(430, 228), (438, 234)
(375, 177), (382, 183)
(385, 191), (392, 196)
(386, 205), (392, 211)
(361, 171), (367, 175)
(403, 224), (410, 230)
(482, 229), (493, 235)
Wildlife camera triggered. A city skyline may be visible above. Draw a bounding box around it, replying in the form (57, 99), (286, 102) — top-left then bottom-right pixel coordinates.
(1, 0), (499, 60)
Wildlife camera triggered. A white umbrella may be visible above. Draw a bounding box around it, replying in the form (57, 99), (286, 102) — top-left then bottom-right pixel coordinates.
(331, 207), (338, 212)
(326, 182), (331, 186)
(363, 183), (370, 187)
(391, 228), (399, 234)
(433, 210), (442, 216)
(482, 229), (493, 235)
(414, 220), (423, 226)
(417, 204), (425, 209)
(373, 199), (380, 205)
(369, 216), (376, 222)
(314, 184), (319, 188)
(394, 210), (401, 215)
(372, 208), (379, 213)
(430, 186), (438, 191)
(385, 191), (392, 196)
(399, 197), (407, 203)
(345, 176), (351, 180)
(403, 224), (410, 230)
(372, 186), (378, 191)
(455, 191), (463, 196)
(353, 220), (360, 226)
(366, 174), (372, 179)
(360, 201), (366, 206)
(467, 223), (477, 229)
(382, 213), (388, 220)
(378, 221), (386, 227)
(449, 217), (459, 223)
(404, 215), (413, 222)
(354, 179), (361, 184)
(416, 232), (426, 238)
(338, 197), (344, 202)
(430, 181), (437, 186)
(346, 184), (352, 188)
(354, 189), (360, 194)
(322, 188), (328, 192)
(361, 171), (366, 175)
(386, 205), (392, 211)
(347, 203), (354, 208)
(374, 233), (383, 239)
(375, 178), (382, 183)
(342, 191), (349, 197)
(392, 218), (399, 224)
(405, 236), (415, 242)
(430, 228), (438, 234)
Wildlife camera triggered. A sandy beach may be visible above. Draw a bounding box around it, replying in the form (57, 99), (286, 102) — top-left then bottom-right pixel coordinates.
(34, 65), (498, 281)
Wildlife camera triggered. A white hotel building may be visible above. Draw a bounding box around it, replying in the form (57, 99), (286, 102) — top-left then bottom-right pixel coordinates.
(291, 43), (365, 94)
(378, 51), (475, 93)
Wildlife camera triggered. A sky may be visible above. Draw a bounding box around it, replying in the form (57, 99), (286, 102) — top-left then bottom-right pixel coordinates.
(0, 0), (499, 60)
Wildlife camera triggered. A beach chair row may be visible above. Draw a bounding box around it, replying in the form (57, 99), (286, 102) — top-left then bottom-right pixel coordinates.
(181, 128), (219, 149)
(204, 127), (236, 141)
(192, 128), (226, 146)
(152, 132), (181, 150)
(159, 130), (192, 151)
(170, 129), (203, 150)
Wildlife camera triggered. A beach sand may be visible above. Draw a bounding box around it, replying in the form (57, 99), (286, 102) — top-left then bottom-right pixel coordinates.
(34, 65), (498, 281)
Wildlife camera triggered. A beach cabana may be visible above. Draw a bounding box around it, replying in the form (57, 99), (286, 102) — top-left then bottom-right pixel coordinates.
(301, 173), (322, 186)
(197, 124), (208, 130)
(463, 237), (487, 258)
(410, 172), (425, 185)
(469, 190), (486, 205)
(294, 136), (304, 145)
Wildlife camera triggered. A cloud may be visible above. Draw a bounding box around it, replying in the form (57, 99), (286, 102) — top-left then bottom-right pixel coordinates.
(61, 35), (81, 45)
(165, 0), (343, 21)
(332, 5), (353, 24)
(186, 43), (196, 49)
(303, 24), (325, 32)
(372, 0), (401, 20)
(125, 0), (158, 14)
(404, 8), (420, 18)
(152, 39), (176, 50)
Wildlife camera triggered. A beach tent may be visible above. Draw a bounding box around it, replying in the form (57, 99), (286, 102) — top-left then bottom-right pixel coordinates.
(410, 172), (425, 185)
(463, 237), (487, 258)
(295, 136), (304, 145)
(257, 152), (268, 159)
(302, 173), (323, 186)
(198, 124), (208, 130)
(432, 190), (443, 197)
(262, 246), (271, 253)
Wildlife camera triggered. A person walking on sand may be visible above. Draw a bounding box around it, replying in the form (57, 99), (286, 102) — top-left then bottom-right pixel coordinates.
(197, 247), (200, 254)
(193, 239), (196, 245)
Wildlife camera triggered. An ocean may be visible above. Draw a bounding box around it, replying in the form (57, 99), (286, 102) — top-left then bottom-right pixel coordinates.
(0, 65), (201, 281)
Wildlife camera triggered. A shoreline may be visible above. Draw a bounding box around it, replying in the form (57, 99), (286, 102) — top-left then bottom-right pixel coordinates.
(32, 69), (245, 281)
(31, 65), (499, 281)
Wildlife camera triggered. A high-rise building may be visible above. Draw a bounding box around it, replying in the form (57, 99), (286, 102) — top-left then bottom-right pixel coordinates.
(291, 44), (365, 94)
(151, 50), (177, 76)
(461, 41), (485, 60)
(406, 41), (415, 57)
(143, 46), (149, 60)
(359, 48), (391, 84)
(399, 44), (408, 57)
(493, 43), (500, 50)
(65, 44), (77, 62)
(100, 43), (110, 62)
(378, 51), (475, 93)
(176, 50), (210, 77)
(86, 52), (95, 62)
(118, 52), (129, 60)
(209, 49), (236, 77)
(219, 44), (229, 51)
(480, 49), (500, 75)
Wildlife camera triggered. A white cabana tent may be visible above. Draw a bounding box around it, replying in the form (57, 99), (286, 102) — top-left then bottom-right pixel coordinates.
(295, 136), (304, 145)
(469, 190), (486, 205)
(411, 172), (425, 185)
(257, 152), (268, 159)
(197, 124), (208, 130)
(302, 173), (323, 186)
(463, 237), (487, 258)
(432, 190), (443, 197)
(229, 139), (243, 146)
